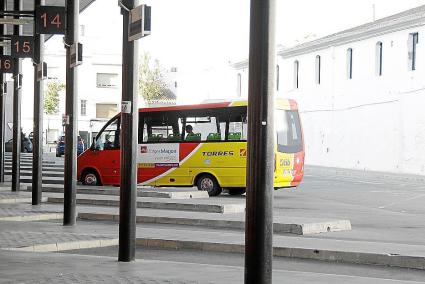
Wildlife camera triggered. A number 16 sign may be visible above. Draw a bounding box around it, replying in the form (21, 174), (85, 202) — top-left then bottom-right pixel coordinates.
(35, 6), (66, 35)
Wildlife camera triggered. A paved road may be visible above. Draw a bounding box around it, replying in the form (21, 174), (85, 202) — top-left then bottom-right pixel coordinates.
(278, 166), (425, 246)
(2, 163), (425, 283)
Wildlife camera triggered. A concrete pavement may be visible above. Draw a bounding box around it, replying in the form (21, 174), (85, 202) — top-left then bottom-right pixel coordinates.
(0, 215), (423, 283)
(3, 249), (425, 284)
(2, 162), (425, 282)
(0, 188), (422, 271)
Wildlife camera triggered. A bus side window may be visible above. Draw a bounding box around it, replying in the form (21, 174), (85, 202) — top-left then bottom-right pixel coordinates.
(142, 112), (182, 143)
(185, 116), (220, 141)
(142, 123), (149, 143)
(228, 115), (247, 141)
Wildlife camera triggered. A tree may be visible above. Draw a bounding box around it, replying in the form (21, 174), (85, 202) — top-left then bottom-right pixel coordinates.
(138, 53), (176, 105)
(44, 81), (65, 115)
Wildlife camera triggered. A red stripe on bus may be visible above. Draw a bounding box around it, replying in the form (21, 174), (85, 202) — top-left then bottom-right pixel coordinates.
(291, 150), (304, 186)
(138, 143), (201, 184)
(139, 102), (232, 113)
(180, 143), (201, 160)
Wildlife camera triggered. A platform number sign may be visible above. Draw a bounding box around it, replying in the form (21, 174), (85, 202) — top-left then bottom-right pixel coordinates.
(11, 36), (34, 59)
(35, 6), (66, 35)
(0, 56), (14, 73)
(129, 5), (151, 41)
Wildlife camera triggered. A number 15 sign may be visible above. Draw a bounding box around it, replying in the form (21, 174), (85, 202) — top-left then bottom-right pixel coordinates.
(11, 36), (34, 59)
(35, 6), (66, 35)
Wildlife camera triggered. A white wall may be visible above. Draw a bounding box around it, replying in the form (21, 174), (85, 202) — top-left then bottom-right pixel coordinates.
(234, 25), (425, 175)
(16, 0), (124, 147)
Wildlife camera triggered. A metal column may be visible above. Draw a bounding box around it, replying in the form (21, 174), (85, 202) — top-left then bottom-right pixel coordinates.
(11, 0), (22, 192)
(0, 0), (5, 183)
(63, 0), (79, 226)
(118, 0), (139, 262)
(32, 0), (45, 205)
(244, 0), (276, 283)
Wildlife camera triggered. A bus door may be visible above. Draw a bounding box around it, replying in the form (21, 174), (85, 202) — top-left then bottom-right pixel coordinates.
(92, 117), (121, 185)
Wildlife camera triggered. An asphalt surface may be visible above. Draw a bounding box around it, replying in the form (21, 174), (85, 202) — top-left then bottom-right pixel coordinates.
(2, 156), (425, 282)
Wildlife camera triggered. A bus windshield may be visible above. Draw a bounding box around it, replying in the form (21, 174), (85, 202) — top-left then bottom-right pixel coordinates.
(275, 109), (302, 153)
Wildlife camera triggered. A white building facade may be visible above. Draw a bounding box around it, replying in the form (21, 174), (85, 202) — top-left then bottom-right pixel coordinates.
(7, 0), (125, 150)
(233, 6), (425, 175)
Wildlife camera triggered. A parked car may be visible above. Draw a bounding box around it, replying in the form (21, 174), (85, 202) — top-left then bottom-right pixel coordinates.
(56, 135), (85, 157)
(5, 136), (33, 153)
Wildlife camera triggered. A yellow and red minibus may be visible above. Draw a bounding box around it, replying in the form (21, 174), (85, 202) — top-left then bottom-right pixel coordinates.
(77, 98), (304, 196)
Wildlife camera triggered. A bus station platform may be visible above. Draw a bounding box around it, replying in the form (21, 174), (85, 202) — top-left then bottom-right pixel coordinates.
(0, 206), (424, 284)
(1, 184), (425, 271)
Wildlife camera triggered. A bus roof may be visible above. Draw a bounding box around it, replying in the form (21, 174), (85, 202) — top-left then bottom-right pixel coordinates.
(138, 98), (298, 113)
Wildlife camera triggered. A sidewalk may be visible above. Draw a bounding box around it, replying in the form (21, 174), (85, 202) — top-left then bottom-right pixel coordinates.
(5, 249), (425, 284)
(0, 219), (423, 283)
(1, 193), (425, 282)
(0, 198), (424, 271)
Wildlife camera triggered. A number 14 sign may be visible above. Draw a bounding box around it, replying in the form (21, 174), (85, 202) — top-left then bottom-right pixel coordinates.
(35, 6), (66, 35)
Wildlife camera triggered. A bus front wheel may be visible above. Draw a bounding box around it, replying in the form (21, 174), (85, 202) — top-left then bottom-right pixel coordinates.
(82, 170), (100, 186)
(196, 174), (222, 196)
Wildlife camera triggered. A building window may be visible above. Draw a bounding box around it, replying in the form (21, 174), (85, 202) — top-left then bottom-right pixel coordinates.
(315, 55), (321, 84)
(408, 32), (419, 71)
(96, 73), (119, 88)
(347, 48), (353, 79)
(294, 60), (299, 89)
(81, 100), (87, 116)
(276, 65), (280, 91)
(80, 25), (85, 37)
(375, 42), (383, 76)
(237, 73), (242, 97)
(96, 104), (118, 119)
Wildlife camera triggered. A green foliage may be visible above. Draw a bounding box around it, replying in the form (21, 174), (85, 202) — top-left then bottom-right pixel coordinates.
(44, 81), (65, 115)
(138, 53), (176, 105)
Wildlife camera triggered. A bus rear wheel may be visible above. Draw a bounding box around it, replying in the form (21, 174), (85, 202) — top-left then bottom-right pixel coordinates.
(197, 174), (222, 196)
(82, 170), (100, 186)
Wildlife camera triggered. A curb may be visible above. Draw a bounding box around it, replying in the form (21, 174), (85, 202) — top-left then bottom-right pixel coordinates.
(0, 213), (62, 221)
(78, 212), (351, 235)
(5, 238), (118, 252)
(0, 197), (48, 204)
(135, 237), (425, 270)
(29, 186), (209, 199)
(48, 197), (245, 214)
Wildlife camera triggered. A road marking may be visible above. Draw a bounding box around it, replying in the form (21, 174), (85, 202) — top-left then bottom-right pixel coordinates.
(378, 193), (425, 209)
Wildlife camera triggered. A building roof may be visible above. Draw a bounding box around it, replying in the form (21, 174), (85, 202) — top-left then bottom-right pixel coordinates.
(279, 5), (425, 58)
(3, 0), (96, 36)
(231, 5), (425, 69)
